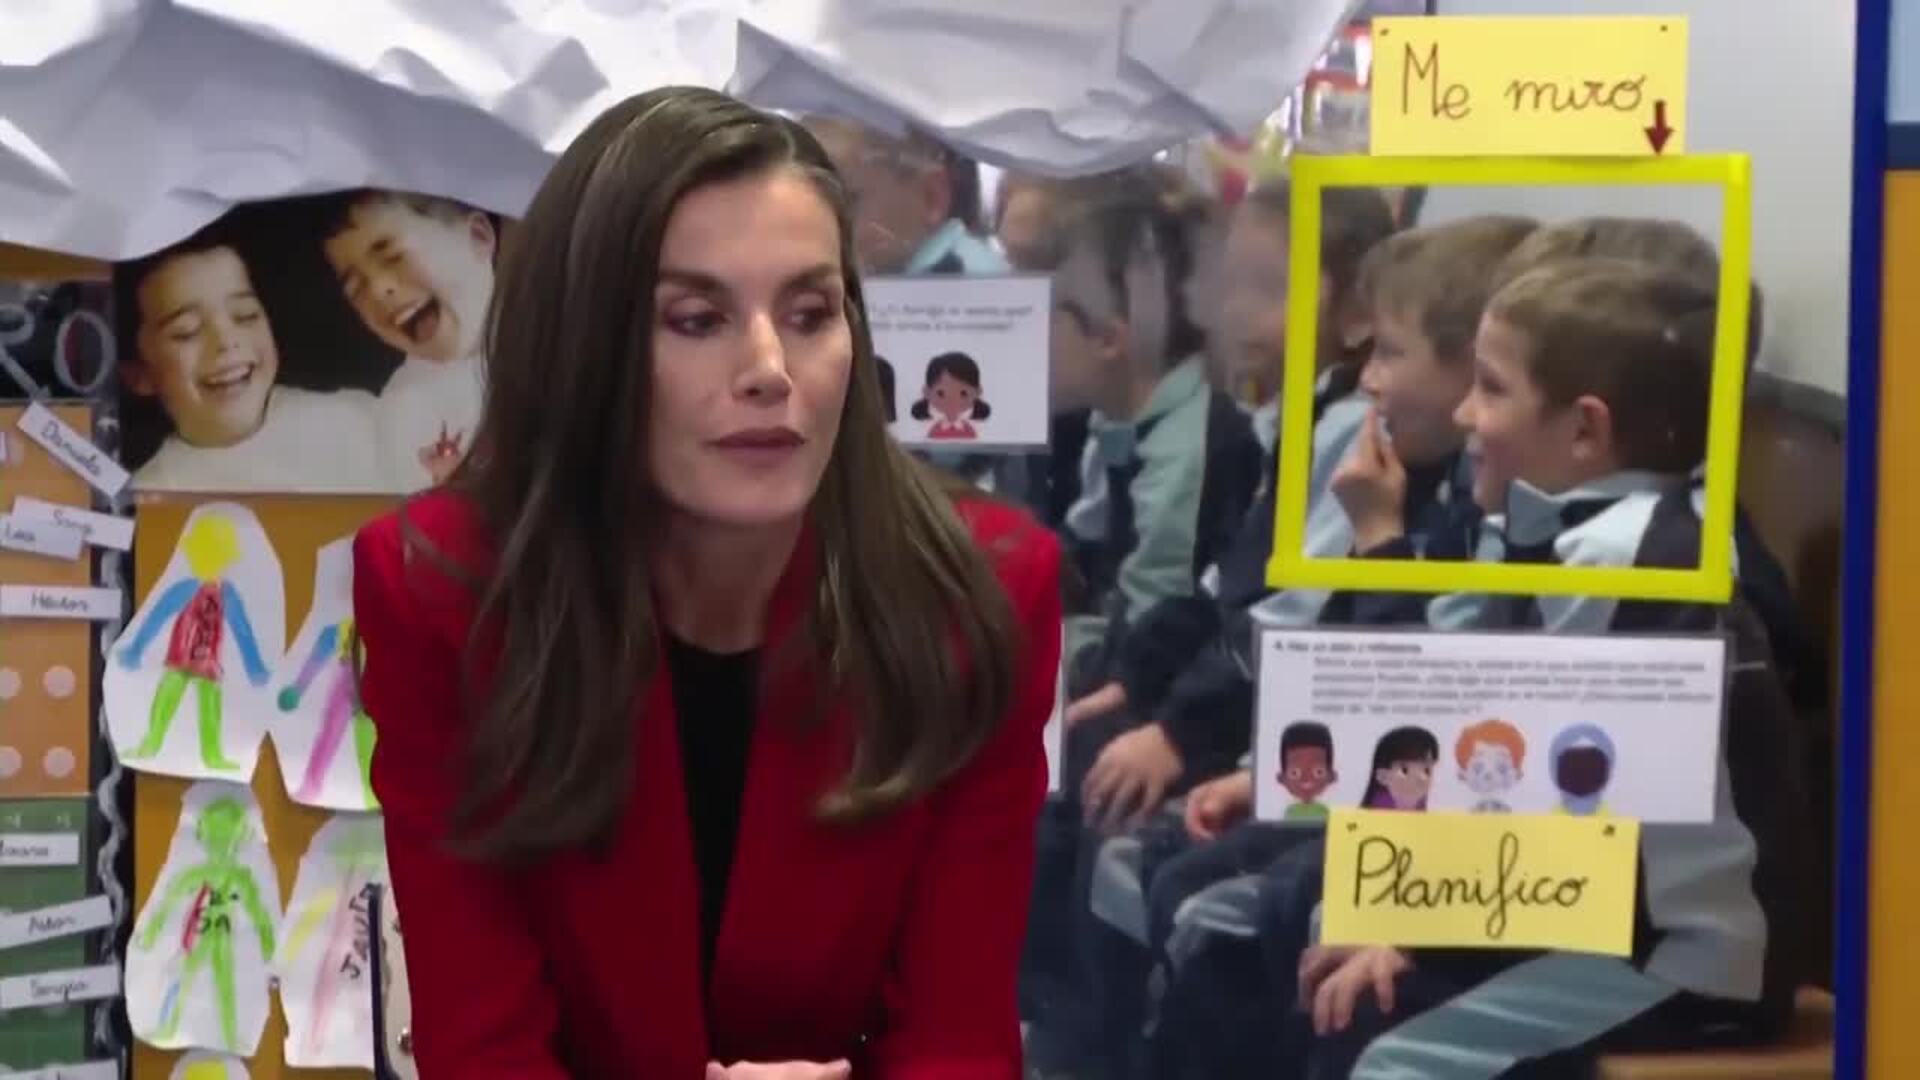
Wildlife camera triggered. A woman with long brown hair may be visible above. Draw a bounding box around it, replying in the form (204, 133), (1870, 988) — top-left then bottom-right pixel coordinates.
(352, 86), (1061, 1078)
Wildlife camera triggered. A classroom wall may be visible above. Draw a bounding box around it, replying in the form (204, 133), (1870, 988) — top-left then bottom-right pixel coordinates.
(1426, 0), (1856, 397)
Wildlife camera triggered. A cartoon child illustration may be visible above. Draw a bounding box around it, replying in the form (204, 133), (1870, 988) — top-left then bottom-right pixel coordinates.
(279, 616), (377, 809)
(1360, 725), (1439, 811)
(322, 191), (496, 489)
(118, 235), (384, 492)
(1551, 723), (1616, 816)
(136, 796), (278, 1052)
(876, 354), (898, 423)
(1456, 718), (1526, 813)
(909, 351), (992, 440)
(1277, 721), (1338, 821)
(117, 514), (271, 770)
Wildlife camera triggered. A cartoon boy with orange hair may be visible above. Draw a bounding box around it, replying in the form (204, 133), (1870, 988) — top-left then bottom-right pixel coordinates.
(1456, 718), (1526, 813)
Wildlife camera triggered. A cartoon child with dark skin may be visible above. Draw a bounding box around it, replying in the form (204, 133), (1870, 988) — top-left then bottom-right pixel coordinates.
(1551, 723), (1616, 816)
(1361, 725), (1439, 811)
(1456, 718), (1526, 813)
(117, 514), (271, 770)
(910, 350), (992, 440)
(137, 797), (277, 1052)
(1277, 721), (1339, 821)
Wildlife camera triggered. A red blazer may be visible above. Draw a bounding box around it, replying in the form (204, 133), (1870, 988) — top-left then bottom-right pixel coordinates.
(353, 489), (1062, 1079)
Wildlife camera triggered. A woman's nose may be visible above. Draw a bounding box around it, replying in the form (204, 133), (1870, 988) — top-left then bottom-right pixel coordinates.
(737, 313), (793, 401)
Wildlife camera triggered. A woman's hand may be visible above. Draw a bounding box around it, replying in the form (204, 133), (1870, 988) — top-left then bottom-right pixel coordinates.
(1302, 945), (1411, 1036)
(705, 1061), (851, 1080)
(1182, 769), (1254, 840)
(1082, 724), (1183, 833)
(1330, 409), (1408, 554)
(1064, 681), (1128, 729)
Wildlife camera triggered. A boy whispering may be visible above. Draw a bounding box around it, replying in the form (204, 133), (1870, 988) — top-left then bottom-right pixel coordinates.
(321, 191), (496, 489)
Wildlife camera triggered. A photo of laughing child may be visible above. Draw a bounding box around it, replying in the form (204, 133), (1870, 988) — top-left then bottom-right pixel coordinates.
(115, 226), (384, 492)
(320, 190), (496, 488)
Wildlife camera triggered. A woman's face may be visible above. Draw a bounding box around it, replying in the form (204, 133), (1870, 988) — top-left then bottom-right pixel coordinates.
(129, 246), (280, 449)
(927, 371), (976, 421)
(647, 168), (853, 532)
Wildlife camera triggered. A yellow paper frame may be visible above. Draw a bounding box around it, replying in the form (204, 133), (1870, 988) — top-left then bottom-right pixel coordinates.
(1268, 153), (1752, 601)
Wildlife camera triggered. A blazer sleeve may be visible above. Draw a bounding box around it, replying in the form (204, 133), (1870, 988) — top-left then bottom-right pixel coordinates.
(867, 524), (1063, 1079)
(353, 519), (571, 1080)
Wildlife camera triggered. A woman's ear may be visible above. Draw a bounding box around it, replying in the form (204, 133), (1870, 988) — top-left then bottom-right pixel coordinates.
(466, 211), (498, 261)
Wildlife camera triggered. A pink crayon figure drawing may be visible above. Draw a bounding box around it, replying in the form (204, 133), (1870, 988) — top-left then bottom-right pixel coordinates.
(910, 351), (990, 440)
(275, 816), (387, 1067)
(117, 514), (270, 771)
(278, 616), (375, 808)
(136, 796), (278, 1052)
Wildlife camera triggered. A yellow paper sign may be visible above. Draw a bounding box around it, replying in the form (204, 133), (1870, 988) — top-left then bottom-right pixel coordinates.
(1321, 809), (1639, 956)
(1370, 16), (1688, 157)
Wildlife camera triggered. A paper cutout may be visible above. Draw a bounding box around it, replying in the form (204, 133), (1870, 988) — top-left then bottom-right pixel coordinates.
(107, 504), (284, 781)
(0, 897), (112, 951)
(273, 815), (387, 1068)
(127, 783), (282, 1056)
(0, 835), (79, 867)
(15, 404), (127, 498)
(169, 1052), (251, 1080)
(12, 497), (135, 552)
(1254, 628), (1727, 823)
(0, 964), (119, 1011)
(0, 587), (122, 621)
(868, 276), (1051, 451)
(1320, 809), (1639, 955)
(1369, 16), (1689, 158)
(0, 514), (82, 560)
(269, 537), (376, 810)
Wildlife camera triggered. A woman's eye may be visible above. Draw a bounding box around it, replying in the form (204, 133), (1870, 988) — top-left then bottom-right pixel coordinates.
(789, 305), (834, 333)
(666, 310), (724, 337)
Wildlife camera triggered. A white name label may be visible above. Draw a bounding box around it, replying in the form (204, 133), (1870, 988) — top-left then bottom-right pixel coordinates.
(0, 833), (79, 867)
(11, 497), (134, 552)
(0, 514), (83, 560)
(0, 586), (122, 621)
(16, 404), (128, 498)
(0, 896), (113, 951)
(0, 1059), (118, 1080)
(0, 963), (119, 1011)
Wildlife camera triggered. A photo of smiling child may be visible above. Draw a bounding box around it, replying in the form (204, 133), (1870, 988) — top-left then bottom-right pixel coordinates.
(116, 228), (384, 492)
(909, 351), (991, 440)
(321, 191), (495, 488)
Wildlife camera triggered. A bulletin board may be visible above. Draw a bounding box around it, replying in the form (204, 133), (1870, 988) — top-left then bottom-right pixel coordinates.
(130, 495), (395, 1080)
(0, 404), (97, 798)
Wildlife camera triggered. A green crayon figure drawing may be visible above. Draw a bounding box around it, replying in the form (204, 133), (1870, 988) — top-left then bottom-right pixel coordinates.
(137, 797), (278, 1052)
(118, 514), (272, 771)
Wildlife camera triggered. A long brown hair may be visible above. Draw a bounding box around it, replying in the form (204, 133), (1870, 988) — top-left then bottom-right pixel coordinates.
(418, 87), (1020, 862)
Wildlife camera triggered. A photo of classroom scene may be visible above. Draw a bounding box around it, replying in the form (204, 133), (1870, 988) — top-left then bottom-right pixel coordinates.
(113, 190), (504, 494)
(1020, 52), (1847, 1069)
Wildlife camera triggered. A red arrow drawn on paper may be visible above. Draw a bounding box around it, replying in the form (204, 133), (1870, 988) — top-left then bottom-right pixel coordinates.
(1644, 100), (1675, 154)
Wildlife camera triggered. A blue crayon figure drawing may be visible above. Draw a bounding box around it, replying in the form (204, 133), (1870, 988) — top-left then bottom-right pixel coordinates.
(117, 513), (271, 771)
(107, 503), (285, 782)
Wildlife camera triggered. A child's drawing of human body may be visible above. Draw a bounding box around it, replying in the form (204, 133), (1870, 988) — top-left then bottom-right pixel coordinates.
(273, 815), (388, 1068)
(269, 537), (376, 810)
(107, 505), (284, 781)
(128, 783), (282, 1055)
